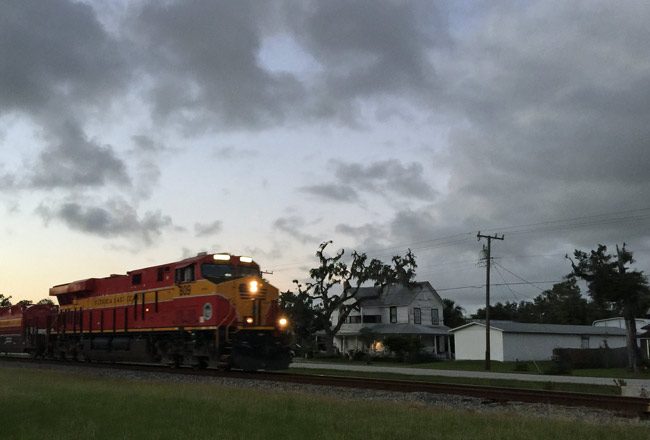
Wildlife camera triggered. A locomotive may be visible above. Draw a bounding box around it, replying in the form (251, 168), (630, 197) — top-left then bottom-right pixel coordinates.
(0, 253), (292, 371)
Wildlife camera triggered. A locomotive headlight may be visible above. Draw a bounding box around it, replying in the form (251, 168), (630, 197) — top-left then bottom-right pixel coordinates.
(245, 316), (254, 324)
(249, 280), (259, 293)
(278, 317), (288, 328)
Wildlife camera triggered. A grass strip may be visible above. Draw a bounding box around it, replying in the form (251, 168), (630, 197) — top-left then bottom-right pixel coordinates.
(289, 367), (620, 395)
(295, 358), (650, 379)
(0, 366), (644, 440)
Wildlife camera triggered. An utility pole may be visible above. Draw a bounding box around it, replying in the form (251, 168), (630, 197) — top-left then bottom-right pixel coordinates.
(477, 231), (504, 371)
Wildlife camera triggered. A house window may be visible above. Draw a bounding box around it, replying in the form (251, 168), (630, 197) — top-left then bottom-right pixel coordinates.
(431, 308), (440, 325)
(414, 308), (421, 324)
(581, 336), (589, 349)
(362, 315), (381, 323)
(390, 307), (397, 323)
(348, 315), (361, 324)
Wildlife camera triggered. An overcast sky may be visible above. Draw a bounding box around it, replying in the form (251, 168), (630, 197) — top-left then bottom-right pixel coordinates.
(2, 0), (650, 313)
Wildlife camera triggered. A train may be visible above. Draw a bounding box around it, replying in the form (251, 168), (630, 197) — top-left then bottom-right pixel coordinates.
(0, 253), (292, 371)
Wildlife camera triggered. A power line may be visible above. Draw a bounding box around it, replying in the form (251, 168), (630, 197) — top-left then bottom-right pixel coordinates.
(267, 205), (650, 272)
(493, 264), (536, 302)
(435, 280), (563, 292)
(493, 262), (546, 292)
(481, 208), (650, 237)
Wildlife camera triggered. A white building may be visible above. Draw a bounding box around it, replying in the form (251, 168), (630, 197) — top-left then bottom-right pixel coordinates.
(451, 320), (627, 361)
(332, 282), (451, 358)
(592, 317), (650, 334)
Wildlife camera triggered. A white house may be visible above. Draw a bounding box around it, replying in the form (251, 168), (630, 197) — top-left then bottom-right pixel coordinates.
(641, 324), (650, 361)
(451, 320), (627, 361)
(332, 282), (451, 358)
(592, 317), (650, 334)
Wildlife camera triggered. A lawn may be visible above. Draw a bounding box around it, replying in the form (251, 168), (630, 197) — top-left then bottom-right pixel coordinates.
(0, 366), (647, 440)
(295, 357), (650, 379)
(288, 367), (619, 395)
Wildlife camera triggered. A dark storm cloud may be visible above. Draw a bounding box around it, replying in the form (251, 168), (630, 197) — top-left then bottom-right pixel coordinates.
(299, 184), (359, 203)
(131, 135), (167, 153)
(130, 0), (304, 130)
(128, 135), (173, 200)
(273, 215), (320, 244)
(0, 0), (126, 115)
(434, 0), (650, 240)
(214, 147), (258, 160)
(0, 1), (132, 197)
(306, 159), (437, 203)
(1, 0), (446, 132)
(285, 0), (446, 114)
(194, 220), (223, 237)
(335, 159), (437, 201)
(334, 222), (390, 253)
(29, 121), (130, 189)
(388, 208), (440, 244)
(0, 169), (15, 189)
(36, 198), (172, 245)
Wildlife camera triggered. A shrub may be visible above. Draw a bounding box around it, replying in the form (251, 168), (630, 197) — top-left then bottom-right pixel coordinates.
(544, 353), (572, 375)
(382, 335), (424, 362)
(552, 347), (627, 369)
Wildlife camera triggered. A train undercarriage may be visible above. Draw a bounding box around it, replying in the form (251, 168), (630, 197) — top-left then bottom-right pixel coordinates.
(20, 328), (291, 371)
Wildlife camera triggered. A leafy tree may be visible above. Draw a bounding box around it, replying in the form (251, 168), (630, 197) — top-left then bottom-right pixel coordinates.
(515, 300), (540, 323)
(568, 244), (650, 372)
(442, 298), (466, 328)
(37, 298), (54, 305)
(473, 301), (520, 321)
(0, 294), (11, 307)
(471, 279), (601, 326)
(532, 277), (589, 324)
(279, 290), (327, 355)
(293, 241), (417, 355)
(16, 299), (33, 307)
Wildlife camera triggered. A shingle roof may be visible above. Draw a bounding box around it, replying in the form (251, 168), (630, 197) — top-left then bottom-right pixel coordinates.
(354, 281), (439, 307)
(338, 323), (450, 336)
(451, 320), (627, 336)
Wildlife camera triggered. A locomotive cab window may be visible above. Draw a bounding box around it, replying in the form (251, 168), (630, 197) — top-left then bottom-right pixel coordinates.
(132, 273), (142, 285)
(201, 264), (260, 283)
(175, 264), (195, 283)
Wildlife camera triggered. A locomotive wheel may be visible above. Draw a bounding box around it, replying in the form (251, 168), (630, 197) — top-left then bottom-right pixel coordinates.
(170, 355), (183, 368)
(192, 356), (209, 370)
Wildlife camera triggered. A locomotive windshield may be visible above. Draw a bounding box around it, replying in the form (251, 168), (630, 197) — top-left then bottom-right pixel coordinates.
(201, 264), (260, 283)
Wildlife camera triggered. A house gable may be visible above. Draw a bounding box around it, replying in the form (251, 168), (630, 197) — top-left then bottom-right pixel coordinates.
(336, 281), (447, 327)
(332, 281), (452, 358)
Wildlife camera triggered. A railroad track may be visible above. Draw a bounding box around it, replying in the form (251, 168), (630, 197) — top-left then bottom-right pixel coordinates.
(2, 355), (649, 417)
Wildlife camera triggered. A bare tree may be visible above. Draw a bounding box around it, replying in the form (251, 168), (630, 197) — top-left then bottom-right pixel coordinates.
(293, 241), (417, 354)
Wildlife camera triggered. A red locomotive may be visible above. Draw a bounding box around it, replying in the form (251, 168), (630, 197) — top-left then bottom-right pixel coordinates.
(0, 303), (56, 357)
(0, 253), (292, 370)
